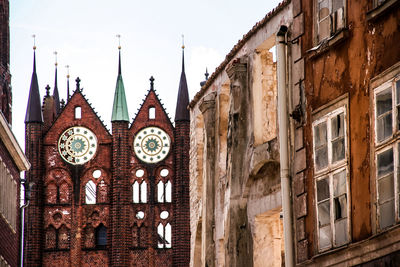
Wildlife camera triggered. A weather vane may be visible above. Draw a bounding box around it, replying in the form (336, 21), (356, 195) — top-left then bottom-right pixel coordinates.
(32, 34), (36, 50)
(116, 34), (121, 49)
(181, 34), (185, 49)
(54, 51), (58, 66)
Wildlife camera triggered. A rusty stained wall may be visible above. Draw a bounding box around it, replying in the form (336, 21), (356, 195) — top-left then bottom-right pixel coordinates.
(300, 0), (400, 259)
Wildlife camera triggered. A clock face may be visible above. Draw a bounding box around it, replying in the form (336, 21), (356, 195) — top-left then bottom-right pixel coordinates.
(58, 126), (98, 165)
(133, 126), (171, 163)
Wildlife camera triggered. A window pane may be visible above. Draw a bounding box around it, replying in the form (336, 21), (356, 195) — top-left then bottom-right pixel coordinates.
(157, 181), (164, 203)
(376, 88), (392, 116)
(314, 122), (327, 147)
(334, 219), (347, 246)
(378, 175), (394, 204)
(334, 195), (347, 220)
(331, 113), (344, 139)
(75, 106), (82, 119)
(157, 223), (164, 248)
(377, 114), (393, 142)
(165, 223), (172, 248)
(85, 181), (96, 204)
(141, 181), (147, 203)
(332, 137), (345, 163)
(166, 181), (172, 203)
(315, 146), (328, 170)
(318, 0), (330, 19)
(377, 148), (394, 177)
(319, 225), (332, 250)
(318, 201), (330, 226)
(317, 178), (330, 202)
(133, 181), (139, 203)
(379, 200), (395, 229)
(333, 170), (346, 196)
(96, 225), (107, 246)
(332, 0), (344, 12)
(396, 80), (400, 104)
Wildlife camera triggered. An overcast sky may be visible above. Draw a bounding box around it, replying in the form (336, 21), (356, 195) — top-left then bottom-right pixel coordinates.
(10, 0), (282, 148)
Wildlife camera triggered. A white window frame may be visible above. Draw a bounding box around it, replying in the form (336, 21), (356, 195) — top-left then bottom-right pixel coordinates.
(373, 70), (400, 230)
(312, 98), (350, 252)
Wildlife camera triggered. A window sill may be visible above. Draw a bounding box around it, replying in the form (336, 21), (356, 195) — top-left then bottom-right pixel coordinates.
(367, 0), (400, 21)
(307, 29), (349, 60)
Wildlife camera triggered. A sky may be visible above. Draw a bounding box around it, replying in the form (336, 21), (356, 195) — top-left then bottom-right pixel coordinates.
(10, 0), (282, 148)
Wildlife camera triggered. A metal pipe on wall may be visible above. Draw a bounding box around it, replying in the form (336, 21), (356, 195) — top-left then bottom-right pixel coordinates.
(276, 25), (295, 267)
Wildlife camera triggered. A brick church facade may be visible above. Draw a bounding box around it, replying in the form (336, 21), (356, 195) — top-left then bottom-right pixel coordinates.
(23, 46), (190, 266)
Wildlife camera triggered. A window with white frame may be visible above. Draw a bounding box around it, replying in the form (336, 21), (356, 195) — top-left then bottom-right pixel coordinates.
(373, 74), (400, 229)
(313, 102), (349, 251)
(316, 0), (345, 42)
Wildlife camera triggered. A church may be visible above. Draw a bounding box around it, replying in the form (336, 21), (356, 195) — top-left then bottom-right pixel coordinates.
(23, 44), (190, 266)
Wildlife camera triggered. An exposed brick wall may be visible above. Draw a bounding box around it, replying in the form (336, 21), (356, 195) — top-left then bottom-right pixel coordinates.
(0, 0), (11, 124)
(25, 86), (190, 266)
(173, 121), (190, 266)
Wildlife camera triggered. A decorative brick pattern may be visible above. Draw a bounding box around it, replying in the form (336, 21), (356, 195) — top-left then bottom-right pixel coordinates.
(25, 84), (190, 266)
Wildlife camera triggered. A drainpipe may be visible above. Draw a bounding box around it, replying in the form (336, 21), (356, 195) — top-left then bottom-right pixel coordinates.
(276, 25), (295, 267)
(20, 179), (33, 267)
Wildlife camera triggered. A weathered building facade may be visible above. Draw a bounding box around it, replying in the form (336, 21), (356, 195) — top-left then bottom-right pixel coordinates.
(189, 0), (400, 266)
(0, 0), (31, 266)
(23, 47), (190, 266)
(188, 2), (293, 266)
(290, 0), (400, 265)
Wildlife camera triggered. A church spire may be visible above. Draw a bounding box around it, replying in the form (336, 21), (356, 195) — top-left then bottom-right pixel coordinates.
(174, 39), (190, 121)
(53, 51), (60, 114)
(25, 43), (43, 123)
(111, 42), (129, 122)
(66, 65), (70, 101)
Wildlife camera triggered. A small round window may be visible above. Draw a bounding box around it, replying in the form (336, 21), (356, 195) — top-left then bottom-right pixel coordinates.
(136, 169), (145, 178)
(93, 169), (102, 179)
(160, 211), (169, 219)
(136, 211), (145, 219)
(160, 169), (169, 177)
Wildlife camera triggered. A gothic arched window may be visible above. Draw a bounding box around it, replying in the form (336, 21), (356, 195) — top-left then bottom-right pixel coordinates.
(132, 180), (147, 203)
(96, 224), (107, 247)
(157, 180), (172, 203)
(85, 180), (96, 204)
(157, 223), (172, 248)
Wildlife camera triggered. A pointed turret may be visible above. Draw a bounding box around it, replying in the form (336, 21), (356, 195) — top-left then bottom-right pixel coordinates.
(111, 48), (129, 122)
(174, 44), (190, 121)
(53, 54), (60, 114)
(25, 48), (43, 123)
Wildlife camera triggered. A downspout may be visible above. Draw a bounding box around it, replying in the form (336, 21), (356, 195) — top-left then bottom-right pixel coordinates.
(20, 179), (33, 267)
(276, 25), (295, 267)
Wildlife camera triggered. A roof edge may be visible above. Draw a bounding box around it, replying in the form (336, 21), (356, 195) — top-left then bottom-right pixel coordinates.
(189, 0), (290, 108)
(0, 112), (30, 171)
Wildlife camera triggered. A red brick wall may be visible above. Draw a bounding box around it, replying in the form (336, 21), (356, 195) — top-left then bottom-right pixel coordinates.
(25, 87), (190, 266)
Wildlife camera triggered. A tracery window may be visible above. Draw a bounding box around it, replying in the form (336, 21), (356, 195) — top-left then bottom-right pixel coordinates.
(157, 180), (171, 203)
(132, 180), (147, 203)
(45, 225), (70, 250)
(157, 223), (171, 248)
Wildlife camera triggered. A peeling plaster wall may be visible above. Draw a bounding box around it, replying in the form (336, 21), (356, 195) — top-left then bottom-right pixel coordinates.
(189, 3), (293, 266)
